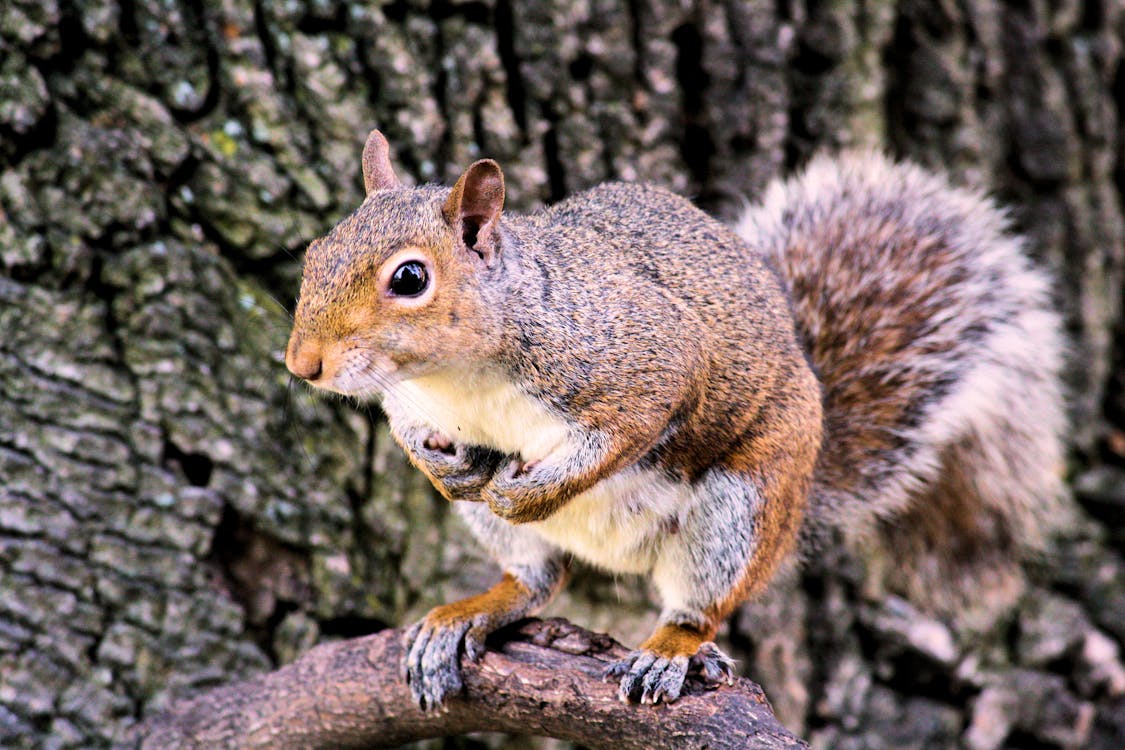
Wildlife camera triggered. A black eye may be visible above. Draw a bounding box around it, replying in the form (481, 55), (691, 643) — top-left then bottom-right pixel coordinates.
(389, 260), (429, 297)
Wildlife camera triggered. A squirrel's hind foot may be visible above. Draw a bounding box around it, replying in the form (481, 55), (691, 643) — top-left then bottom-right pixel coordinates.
(401, 572), (552, 711)
(402, 616), (487, 711)
(604, 638), (735, 704)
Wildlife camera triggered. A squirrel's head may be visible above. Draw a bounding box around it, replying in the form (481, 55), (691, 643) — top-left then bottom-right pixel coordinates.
(286, 129), (508, 397)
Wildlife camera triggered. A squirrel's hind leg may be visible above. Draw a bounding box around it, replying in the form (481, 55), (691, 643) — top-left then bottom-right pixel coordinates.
(403, 504), (566, 710)
(608, 465), (804, 703)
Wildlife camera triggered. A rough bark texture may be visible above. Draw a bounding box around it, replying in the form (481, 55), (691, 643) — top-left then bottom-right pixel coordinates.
(1, 1), (1124, 749)
(130, 618), (807, 750)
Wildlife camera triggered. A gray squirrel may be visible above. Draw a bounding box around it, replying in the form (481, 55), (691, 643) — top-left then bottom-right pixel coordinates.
(285, 130), (1066, 709)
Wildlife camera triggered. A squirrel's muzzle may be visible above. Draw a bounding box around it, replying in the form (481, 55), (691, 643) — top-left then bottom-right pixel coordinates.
(286, 333), (323, 382)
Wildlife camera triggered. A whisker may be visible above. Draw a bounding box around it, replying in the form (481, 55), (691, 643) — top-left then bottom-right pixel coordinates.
(278, 245), (300, 262)
(260, 291), (294, 320)
(283, 376), (317, 471)
(345, 350), (450, 429)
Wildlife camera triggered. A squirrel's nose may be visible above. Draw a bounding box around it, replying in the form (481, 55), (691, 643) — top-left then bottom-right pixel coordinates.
(286, 337), (324, 382)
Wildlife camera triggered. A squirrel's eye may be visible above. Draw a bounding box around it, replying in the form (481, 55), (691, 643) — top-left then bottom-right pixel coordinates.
(389, 260), (429, 297)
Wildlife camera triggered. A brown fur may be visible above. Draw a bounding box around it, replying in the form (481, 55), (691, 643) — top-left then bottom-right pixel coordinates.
(289, 134), (1065, 707)
(422, 573), (537, 628)
(640, 623), (715, 659)
(708, 386), (821, 622)
(739, 151), (1067, 618)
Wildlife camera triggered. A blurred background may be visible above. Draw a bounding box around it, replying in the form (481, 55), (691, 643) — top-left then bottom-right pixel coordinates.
(1, 1), (1123, 748)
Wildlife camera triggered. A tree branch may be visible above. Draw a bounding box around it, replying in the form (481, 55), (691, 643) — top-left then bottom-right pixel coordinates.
(130, 618), (808, 749)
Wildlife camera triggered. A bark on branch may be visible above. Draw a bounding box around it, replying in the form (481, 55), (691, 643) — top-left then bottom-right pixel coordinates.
(129, 618), (808, 749)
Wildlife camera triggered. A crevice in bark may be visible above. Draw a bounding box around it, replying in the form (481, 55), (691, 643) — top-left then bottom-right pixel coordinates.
(116, 0), (139, 45)
(187, 203), (300, 295)
(1005, 729), (1060, 750)
(206, 503), (315, 665)
(625, 0), (646, 92)
(86, 253), (144, 440)
(1104, 314), (1125, 464)
(431, 0), (491, 24)
(353, 42), (383, 119)
(494, 0), (528, 138)
(162, 149), (201, 204)
(880, 10), (914, 160)
(432, 3), (452, 174)
(1080, 0), (1105, 29)
(540, 103), (567, 203)
(319, 613), (391, 639)
(793, 568), (835, 731)
(569, 54), (594, 82)
(173, 0), (222, 122)
(3, 2), (80, 162)
(161, 440), (215, 488)
(252, 0), (287, 94)
(50, 0), (108, 75)
(343, 417), (378, 581)
(855, 620), (967, 706)
(382, 0), (409, 24)
(672, 21), (713, 186)
(359, 408), (378, 503)
(259, 600), (299, 664)
(295, 3), (347, 34)
(0, 93), (57, 174)
(1112, 57), (1125, 220)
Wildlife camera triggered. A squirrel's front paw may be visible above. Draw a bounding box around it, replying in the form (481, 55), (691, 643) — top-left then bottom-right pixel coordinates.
(603, 641), (735, 704)
(414, 432), (505, 501)
(402, 608), (490, 711)
(482, 459), (558, 523)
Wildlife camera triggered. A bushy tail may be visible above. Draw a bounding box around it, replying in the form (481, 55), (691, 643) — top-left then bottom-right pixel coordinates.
(733, 152), (1068, 622)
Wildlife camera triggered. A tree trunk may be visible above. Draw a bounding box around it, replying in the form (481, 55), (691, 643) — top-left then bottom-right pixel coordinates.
(1, 1), (1123, 748)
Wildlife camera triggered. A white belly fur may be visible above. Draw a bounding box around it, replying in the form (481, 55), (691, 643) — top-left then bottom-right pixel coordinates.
(387, 365), (689, 574)
(389, 366), (571, 462)
(530, 467), (691, 573)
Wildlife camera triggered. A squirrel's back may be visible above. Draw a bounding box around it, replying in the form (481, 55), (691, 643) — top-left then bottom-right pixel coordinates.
(735, 152), (1068, 619)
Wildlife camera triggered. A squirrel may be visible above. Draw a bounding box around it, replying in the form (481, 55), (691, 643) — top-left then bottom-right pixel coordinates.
(285, 129), (1066, 709)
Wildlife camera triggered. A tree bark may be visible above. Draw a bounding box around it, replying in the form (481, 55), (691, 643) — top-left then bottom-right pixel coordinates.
(130, 618), (806, 750)
(2, 1), (1124, 749)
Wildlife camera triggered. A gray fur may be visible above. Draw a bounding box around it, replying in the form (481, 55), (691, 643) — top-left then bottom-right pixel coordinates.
(629, 653), (689, 704)
(453, 501), (564, 580)
(605, 644), (732, 703)
(735, 151), (1068, 615)
(404, 618), (470, 710)
(292, 139), (1067, 708)
(612, 465), (760, 704)
(691, 642), (737, 684)
(652, 468), (762, 615)
(401, 502), (566, 710)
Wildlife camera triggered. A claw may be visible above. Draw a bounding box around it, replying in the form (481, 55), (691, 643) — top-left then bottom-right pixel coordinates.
(602, 657), (631, 682)
(464, 625), (488, 662)
(401, 617), (474, 712)
(638, 654), (688, 704)
(617, 651), (657, 702)
(402, 621), (423, 681)
(692, 641), (736, 684)
(607, 642), (734, 705)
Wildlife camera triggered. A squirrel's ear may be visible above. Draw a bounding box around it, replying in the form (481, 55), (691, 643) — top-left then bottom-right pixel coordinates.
(443, 159), (505, 266)
(362, 129), (400, 195)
